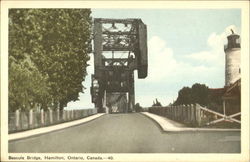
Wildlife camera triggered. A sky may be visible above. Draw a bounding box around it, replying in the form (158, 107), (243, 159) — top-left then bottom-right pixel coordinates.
(66, 9), (241, 109)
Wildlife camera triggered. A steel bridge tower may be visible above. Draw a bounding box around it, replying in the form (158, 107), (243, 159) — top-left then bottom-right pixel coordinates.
(91, 18), (148, 113)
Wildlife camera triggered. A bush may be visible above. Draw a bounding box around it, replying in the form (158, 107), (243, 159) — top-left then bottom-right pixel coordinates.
(134, 103), (142, 112)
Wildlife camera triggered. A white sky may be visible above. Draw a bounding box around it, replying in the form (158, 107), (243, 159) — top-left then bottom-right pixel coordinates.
(66, 9), (241, 109)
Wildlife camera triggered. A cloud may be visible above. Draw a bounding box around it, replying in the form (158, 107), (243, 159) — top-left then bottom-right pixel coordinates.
(207, 25), (238, 50)
(146, 36), (178, 82)
(186, 25), (239, 67)
(145, 35), (214, 84)
(136, 25), (240, 106)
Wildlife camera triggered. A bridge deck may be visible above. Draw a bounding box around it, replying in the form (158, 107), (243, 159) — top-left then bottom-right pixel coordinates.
(9, 113), (240, 153)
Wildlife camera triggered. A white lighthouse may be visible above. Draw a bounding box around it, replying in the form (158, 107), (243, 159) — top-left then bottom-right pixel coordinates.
(224, 29), (241, 86)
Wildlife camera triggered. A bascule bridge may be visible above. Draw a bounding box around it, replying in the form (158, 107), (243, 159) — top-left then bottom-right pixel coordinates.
(90, 18), (148, 113)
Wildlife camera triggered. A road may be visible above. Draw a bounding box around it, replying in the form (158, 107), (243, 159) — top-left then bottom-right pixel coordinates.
(9, 113), (240, 153)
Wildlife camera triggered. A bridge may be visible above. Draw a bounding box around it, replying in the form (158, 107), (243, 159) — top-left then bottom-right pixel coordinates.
(91, 18), (147, 113)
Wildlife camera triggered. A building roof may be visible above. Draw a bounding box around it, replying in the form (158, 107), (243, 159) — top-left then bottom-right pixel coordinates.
(209, 87), (226, 96)
(222, 79), (241, 100)
(208, 79), (241, 100)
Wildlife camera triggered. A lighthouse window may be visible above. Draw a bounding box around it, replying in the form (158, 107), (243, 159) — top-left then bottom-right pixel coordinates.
(239, 68), (241, 74)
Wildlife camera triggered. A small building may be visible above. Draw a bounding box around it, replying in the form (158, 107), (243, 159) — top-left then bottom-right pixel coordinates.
(222, 79), (241, 116)
(208, 88), (226, 113)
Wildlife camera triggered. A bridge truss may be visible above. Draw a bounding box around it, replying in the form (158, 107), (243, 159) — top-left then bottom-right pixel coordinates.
(91, 18), (148, 113)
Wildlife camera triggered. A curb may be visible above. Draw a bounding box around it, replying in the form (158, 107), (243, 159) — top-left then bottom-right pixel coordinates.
(141, 112), (241, 132)
(9, 113), (105, 141)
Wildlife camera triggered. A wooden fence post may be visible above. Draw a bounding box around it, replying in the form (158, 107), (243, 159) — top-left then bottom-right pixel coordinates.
(49, 109), (53, 124)
(172, 106), (176, 120)
(68, 110), (71, 120)
(195, 104), (202, 126)
(190, 104), (194, 123)
(15, 109), (20, 130)
(62, 110), (66, 121)
(177, 105), (181, 121)
(182, 105), (185, 121)
(169, 106), (171, 118)
(180, 105), (182, 120)
(65, 110), (68, 120)
(174, 106), (177, 120)
(176, 106), (179, 121)
(185, 105), (189, 123)
(172, 106), (175, 120)
(71, 110), (74, 120)
(182, 105), (185, 122)
(176, 106), (178, 120)
(184, 105), (187, 121)
(186, 105), (191, 123)
(57, 109), (60, 122)
(171, 106), (174, 119)
(180, 105), (183, 121)
(190, 104), (194, 124)
(41, 109), (44, 125)
(29, 109), (33, 128)
(187, 105), (190, 123)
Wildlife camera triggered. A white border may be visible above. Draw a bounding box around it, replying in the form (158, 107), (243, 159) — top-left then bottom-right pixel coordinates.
(1, 1), (249, 162)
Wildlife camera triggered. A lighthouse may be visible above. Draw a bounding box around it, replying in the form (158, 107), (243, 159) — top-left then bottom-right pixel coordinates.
(224, 29), (241, 86)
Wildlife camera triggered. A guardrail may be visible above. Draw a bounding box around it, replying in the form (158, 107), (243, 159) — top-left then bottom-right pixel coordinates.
(148, 104), (201, 126)
(9, 108), (97, 133)
(147, 104), (241, 127)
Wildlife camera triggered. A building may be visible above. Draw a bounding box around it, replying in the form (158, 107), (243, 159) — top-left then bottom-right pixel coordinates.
(209, 30), (241, 116)
(222, 79), (241, 116)
(223, 30), (241, 116)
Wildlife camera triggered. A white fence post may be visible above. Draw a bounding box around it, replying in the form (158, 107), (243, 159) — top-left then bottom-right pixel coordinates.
(190, 104), (194, 123)
(195, 104), (202, 126)
(41, 109), (44, 125)
(182, 105), (185, 121)
(67, 110), (70, 120)
(186, 105), (191, 123)
(177, 106), (180, 120)
(57, 109), (60, 122)
(182, 105), (185, 122)
(29, 109), (33, 128)
(49, 109), (53, 124)
(171, 106), (173, 119)
(174, 106), (177, 120)
(15, 109), (20, 130)
(62, 110), (66, 121)
(173, 106), (175, 119)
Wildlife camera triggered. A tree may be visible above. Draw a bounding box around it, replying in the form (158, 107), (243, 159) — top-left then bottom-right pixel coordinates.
(9, 55), (50, 111)
(173, 83), (209, 106)
(191, 83), (209, 106)
(134, 103), (142, 112)
(152, 98), (162, 106)
(9, 9), (92, 111)
(174, 87), (192, 105)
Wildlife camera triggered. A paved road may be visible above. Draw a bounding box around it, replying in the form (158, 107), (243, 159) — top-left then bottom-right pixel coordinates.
(9, 113), (240, 153)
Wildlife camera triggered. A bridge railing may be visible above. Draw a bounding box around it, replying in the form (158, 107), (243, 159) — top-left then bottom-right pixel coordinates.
(147, 104), (225, 127)
(9, 108), (97, 133)
(148, 104), (241, 127)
